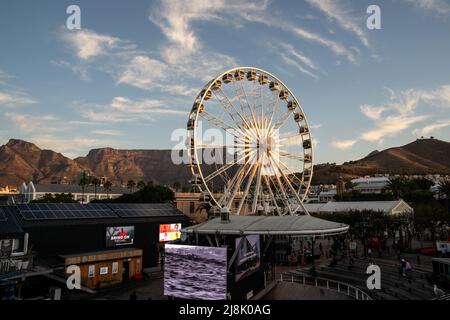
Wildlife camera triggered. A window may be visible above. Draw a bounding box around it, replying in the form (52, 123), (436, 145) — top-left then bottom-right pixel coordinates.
(100, 267), (109, 275)
(189, 202), (195, 214)
(88, 265), (95, 278)
(112, 262), (118, 274)
(13, 239), (22, 253)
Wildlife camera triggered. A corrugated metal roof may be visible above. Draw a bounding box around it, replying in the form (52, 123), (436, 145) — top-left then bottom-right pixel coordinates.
(31, 184), (131, 194)
(306, 200), (410, 213)
(3, 203), (188, 228)
(0, 206), (24, 237)
(182, 215), (349, 236)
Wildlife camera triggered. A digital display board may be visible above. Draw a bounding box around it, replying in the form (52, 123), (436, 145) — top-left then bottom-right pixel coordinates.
(106, 226), (135, 247)
(159, 223), (182, 242)
(164, 244), (227, 300)
(235, 235), (261, 282)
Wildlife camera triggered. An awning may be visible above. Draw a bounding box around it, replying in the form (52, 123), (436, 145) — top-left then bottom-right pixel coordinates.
(182, 215), (349, 236)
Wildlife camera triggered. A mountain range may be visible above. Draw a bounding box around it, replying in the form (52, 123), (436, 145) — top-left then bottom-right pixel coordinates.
(0, 138), (449, 188)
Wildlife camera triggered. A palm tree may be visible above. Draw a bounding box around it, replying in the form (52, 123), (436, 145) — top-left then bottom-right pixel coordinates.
(137, 180), (146, 189)
(437, 180), (450, 199)
(91, 177), (101, 200)
(127, 179), (136, 193)
(173, 181), (181, 192)
(438, 181), (450, 224)
(103, 180), (113, 199)
(78, 172), (89, 204)
(384, 177), (407, 199)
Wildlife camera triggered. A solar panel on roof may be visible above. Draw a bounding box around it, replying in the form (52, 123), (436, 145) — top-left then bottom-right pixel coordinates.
(0, 208), (8, 222)
(106, 203), (180, 218)
(16, 203), (117, 221)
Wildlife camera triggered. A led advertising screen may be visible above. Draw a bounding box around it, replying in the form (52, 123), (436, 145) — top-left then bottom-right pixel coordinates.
(159, 223), (182, 242)
(164, 244), (227, 300)
(235, 235), (261, 282)
(105, 226), (135, 247)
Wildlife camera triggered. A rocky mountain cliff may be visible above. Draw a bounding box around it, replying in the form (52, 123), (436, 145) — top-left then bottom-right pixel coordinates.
(0, 138), (449, 187)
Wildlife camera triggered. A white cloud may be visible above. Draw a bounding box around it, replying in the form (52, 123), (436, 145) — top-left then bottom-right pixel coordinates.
(78, 97), (187, 123)
(289, 26), (357, 64)
(52, 60), (91, 81)
(279, 43), (318, 70)
(360, 104), (388, 120)
(29, 135), (114, 159)
(332, 139), (358, 150)
(0, 92), (36, 107)
(280, 54), (319, 80)
(413, 120), (450, 137)
(118, 55), (168, 89)
(63, 29), (124, 60)
(4, 112), (60, 133)
(360, 114), (429, 142)
(306, 0), (369, 47)
(333, 84), (450, 149)
(404, 0), (450, 14)
(91, 130), (124, 136)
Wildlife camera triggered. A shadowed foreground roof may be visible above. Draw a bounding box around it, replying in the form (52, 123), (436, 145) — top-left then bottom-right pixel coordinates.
(182, 215), (349, 236)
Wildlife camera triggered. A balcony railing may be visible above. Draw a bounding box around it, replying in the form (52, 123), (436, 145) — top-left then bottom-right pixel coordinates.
(277, 272), (373, 300)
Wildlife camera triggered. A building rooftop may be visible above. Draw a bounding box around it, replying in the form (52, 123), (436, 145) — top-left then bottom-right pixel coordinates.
(0, 206), (24, 237)
(4, 203), (189, 228)
(305, 200), (412, 214)
(182, 215), (349, 236)
(25, 183), (131, 195)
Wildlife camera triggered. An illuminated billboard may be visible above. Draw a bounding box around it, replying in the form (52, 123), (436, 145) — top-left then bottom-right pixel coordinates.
(164, 244), (227, 300)
(235, 235), (261, 282)
(106, 226), (135, 247)
(159, 223), (182, 242)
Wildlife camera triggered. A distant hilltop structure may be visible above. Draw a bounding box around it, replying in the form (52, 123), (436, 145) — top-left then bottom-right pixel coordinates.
(19, 181), (131, 203)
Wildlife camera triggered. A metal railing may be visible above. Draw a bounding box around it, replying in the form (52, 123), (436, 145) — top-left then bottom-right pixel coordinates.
(278, 272), (373, 300)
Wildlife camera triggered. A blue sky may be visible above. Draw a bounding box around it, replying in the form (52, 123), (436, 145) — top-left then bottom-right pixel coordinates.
(0, 0), (449, 163)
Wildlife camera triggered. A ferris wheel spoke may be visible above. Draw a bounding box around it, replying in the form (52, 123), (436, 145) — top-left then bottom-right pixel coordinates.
(213, 89), (252, 130)
(203, 151), (254, 183)
(262, 175), (280, 215)
(266, 91), (281, 131)
(275, 157), (307, 189)
(267, 162), (293, 215)
(225, 160), (256, 210)
(270, 174), (292, 215)
(218, 150), (257, 207)
(200, 111), (241, 137)
(276, 150), (304, 162)
(273, 109), (294, 130)
(236, 163), (259, 215)
(252, 159), (264, 213)
(232, 80), (258, 131)
(272, 158), (309, 215)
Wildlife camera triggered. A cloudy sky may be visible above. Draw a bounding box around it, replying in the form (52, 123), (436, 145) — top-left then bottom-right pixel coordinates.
(0, 0), (449, 163)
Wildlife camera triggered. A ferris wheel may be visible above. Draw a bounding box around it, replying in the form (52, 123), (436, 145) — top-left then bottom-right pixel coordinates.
(186, 67), (313, 216)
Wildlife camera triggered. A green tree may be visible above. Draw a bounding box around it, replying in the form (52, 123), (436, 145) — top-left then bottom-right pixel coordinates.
(127, 180), (136, 193)
(344, 181), (355, 191)
(91, 177), (101, 200)
(384, 177), (408, 199)
(78, 172), (89, 204)
(103, 180), (113, 198)
(110, 185), (174, 203)
(137, 180), (146, 189)
(173, 181), (181, 192)
(437, 180), (450, 224)
(32, 193), (78, 203)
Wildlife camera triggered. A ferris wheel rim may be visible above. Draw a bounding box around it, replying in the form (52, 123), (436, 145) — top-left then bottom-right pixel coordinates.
(188, 66), (314, 215)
